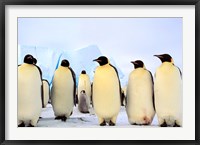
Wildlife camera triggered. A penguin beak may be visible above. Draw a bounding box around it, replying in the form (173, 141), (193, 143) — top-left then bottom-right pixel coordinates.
(154, 55), (163, 58)
(93, 59), (101, 62)
(131, 61), (137, 65)
(154, 55), (164, 61)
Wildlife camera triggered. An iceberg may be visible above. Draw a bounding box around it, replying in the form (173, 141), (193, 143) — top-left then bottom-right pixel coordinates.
(58, 45), (124, 86)
(18, 44), (124, 87)
(18, 45), (63, 85)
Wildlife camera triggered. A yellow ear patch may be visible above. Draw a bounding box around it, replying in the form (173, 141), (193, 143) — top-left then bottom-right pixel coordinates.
(171, 58), (174, 64)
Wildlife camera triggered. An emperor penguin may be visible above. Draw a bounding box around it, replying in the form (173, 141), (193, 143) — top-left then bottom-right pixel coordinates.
(126, 60), (155, 125)
(78, 90), (90, 113)
(42, 79), (50, 108)
(78, 70), (91, 107)
(51, 59), (76, 122)
(18, 54), (42, 127)
(154, 54), (182, 127)
(93, 56), (121, 126)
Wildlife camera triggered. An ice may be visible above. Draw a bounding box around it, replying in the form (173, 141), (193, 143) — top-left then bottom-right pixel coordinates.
(58, 45), (125, 85)
(18, 45), (63, 84)
(38, 104), (159, 127)
(18, 44), (125, 86)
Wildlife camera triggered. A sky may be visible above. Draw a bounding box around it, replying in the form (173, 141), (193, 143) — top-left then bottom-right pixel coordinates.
(18, 18), (182, 87)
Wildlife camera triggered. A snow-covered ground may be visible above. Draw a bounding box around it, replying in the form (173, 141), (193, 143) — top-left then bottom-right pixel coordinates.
(37, 104), (159, 128)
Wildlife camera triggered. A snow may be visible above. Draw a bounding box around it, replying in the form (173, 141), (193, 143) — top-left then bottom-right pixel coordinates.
(37, 103), (159, 128)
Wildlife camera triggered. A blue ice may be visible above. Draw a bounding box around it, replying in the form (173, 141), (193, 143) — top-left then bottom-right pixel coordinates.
(18, 45), (124, 87)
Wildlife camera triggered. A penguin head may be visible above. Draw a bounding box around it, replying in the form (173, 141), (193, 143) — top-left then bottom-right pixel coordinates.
(33, 58), (37, 65)
(93, 56), (109, 66)
(24, 54), (34, 64)
(131, 60), (144, 69)
(154, 54), (174, 64)
(81, 70), (86, 74)
(61, 59), (70, 67)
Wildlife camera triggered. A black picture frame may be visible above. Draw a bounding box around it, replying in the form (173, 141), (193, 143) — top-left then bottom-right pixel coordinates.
(1, 0), (199, 145)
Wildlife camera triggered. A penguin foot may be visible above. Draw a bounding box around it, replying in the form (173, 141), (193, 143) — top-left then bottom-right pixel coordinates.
(18, 122), (25, 127)
(109, 121), (115, 126)
(61, 116), (67, 122)
(99, 120), (106, 126)
(142, 123), (150, 126)
(39, 117), (42, 119)
(70, 111), (73, 116)
(131, 123), (142, 126)
(81, 111), (89, 114)
(160, 121), (167, 127)
(28, 124), (34, 127)
(173, 122), (181, 127)
(55, 116), (62, 120)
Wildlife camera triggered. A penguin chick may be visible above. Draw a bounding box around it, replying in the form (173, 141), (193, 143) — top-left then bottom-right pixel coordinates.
(126, 60), (155, 125)
(78, 90), (90, 113)
(154, 54), (182, 127)
(93, 56), (121, 126)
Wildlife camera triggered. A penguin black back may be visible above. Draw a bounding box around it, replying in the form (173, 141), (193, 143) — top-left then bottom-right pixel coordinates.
(148, 70), (155, 111)
(109, 64), (122, 99)
(69, 67), (76, 106)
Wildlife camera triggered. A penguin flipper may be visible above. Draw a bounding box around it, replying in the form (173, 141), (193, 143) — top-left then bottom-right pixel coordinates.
(41, 84), (44, 108)
(35, 65), (44, 108)
(91, 83), (93, 107)
(176, 66), (182, 79)
(148, 70), (155, 111)
(34, 65), (43, 80)
(109, 64), (122, 100)
(69, 67), (76, 106)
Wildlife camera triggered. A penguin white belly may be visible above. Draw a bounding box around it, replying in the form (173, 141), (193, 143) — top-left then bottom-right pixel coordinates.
(154, 64), (182, 126)
(127, 70), (155, 125)
(18, 65), (42, 126)
(93, 65), (120, 119)
(42, 80), (50, 108)
(51, 68), (74, 117)
(78, 75), (91, 105)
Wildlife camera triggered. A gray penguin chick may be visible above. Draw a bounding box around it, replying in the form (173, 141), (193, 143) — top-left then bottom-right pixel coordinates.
(78, 90), (89, 113)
